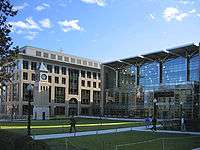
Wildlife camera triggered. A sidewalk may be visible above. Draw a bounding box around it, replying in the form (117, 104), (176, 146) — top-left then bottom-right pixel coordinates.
(32, 125), (200, 140)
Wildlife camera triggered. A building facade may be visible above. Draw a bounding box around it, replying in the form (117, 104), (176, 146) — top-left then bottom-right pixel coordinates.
(102, 44), (200, 120)
(0, 46), (101, 118)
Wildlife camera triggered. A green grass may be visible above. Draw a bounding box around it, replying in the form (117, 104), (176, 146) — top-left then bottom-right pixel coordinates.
(0, 118), (144, 135)
(45, 131), (200, 150)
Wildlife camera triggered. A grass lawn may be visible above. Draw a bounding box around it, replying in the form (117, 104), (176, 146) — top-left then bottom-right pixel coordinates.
(44, 131), (200, 150)
(0, 118), (144, 135)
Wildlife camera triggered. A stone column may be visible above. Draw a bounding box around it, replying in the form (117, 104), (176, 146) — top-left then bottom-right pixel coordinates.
(116, 70), (118, 88)
(100, 65), (105, 116)
(159, 61), (163, 84)
(136, 65), (140, 86)
(186, 56), (190, 82)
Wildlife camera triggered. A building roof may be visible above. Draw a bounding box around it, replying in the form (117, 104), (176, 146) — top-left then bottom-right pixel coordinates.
(103, 43), (199, 69)
(20, 46), (101, 69)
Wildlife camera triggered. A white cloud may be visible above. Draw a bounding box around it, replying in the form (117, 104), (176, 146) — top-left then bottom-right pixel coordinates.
(163, 7), (188, 22)
(189, 9), (196, 14)
(39, 18), (51, 28)
(197, 14), (200, 17)
(58, 19), (83, 32)
(163, 7), (179, 21)
(178, 0), (194, 5)
(80, 0), (106, 7)
(35, 3), (50, 11)
(149, 14), (155, 20)
(25, 31), (39, 40)
(176, 13), (188, 21)
(9, 17), (42, 31)
(13, 3), (28, 11)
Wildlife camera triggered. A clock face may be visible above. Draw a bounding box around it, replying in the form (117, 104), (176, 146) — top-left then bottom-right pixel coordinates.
(41, 74), (47, 80)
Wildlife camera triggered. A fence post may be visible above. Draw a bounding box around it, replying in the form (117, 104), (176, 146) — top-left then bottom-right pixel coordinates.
(162, 139), (165, 150)
(65, 138), (68, 150)
(115, 145), (118, 150)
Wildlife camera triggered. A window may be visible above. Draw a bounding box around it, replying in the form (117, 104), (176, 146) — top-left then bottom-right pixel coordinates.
(77, 59), (81, 64)
(23, 83), (33, 101)
(36, 51), (41, 57)
(81, 70), (85, 78)
(93, 82), (96, 88)
(54, 106), (65, 115)
(54, 66), (60, 74)
(62, 67), (66, 75)
(49, 86), (51, 103)
(71, 58), (76, 63)
(51, 54), (56, 59)
(43, 52), (49, 58)
(98, 82), (101, 88)
(62, 78), (66, 84)
(87, 81), (91, 87)
(81, 108), (89, 115)
(47, 65), (52, 73)
(68, 68), (79, 95)
(58, 55), (62, 61)
(88, 62), (93, 66)
(93, 72), (97, 79)
(31, 62), (37, 70)
(23, 72), (28, 80)
(83, 61), (87, 65)
(94, 63), (98, 67)
(87, 71), (91, 78)
(81, 80), (85, 86)
(23, 60), (29, 69)
(48, 76), (52, 83)
(93, 91), (101, 104)
(64, 57), (69, 62)
(55, 87), (65, 103)
(98, 73), (101, 79)
(81, 90), (90, 105)
(31, 73), (36, 81)
(55, 77), (59, 84)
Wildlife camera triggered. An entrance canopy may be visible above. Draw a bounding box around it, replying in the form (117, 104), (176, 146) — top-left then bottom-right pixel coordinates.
(103, 43), (199, 70)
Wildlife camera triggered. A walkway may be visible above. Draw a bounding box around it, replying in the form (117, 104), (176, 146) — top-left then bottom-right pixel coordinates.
(32, 125), (200, 140)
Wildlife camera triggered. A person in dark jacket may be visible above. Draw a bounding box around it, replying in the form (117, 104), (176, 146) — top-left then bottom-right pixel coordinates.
(69, 115), (77, 133)
(151, 117), (157, 131)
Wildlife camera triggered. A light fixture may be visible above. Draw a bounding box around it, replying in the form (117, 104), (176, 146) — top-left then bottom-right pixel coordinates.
(164, 49), (170, 53)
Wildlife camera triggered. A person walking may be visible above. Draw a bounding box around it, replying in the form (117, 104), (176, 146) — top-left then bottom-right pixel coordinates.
(151, 117), (157, 131)
(145, 116), (150, 129)
(69, 115), (77, 133)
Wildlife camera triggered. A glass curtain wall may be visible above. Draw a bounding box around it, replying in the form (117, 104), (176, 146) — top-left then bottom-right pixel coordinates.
(190, 54), (200, 81)
(139, 62), (159, 89)
(163, 57), (187, 85)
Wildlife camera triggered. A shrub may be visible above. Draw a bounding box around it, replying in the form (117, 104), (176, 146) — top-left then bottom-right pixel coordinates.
(0, 130), (50, 150)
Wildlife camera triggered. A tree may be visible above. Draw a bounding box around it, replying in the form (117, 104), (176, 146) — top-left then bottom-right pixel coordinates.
(0, 0), (19, 87)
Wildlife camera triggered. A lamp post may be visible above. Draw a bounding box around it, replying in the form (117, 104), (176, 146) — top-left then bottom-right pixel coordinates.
(195, 102), (199, 120)
(152, 99), (157, 131)
(180, 102), (183, 117)
(27, 84), (33, 136)
(180, 101), (185, 131)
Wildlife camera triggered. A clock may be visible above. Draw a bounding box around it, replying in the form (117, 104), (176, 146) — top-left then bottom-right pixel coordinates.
(41, 74), (47, 80)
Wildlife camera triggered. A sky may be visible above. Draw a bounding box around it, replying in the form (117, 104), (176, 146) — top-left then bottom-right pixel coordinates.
(9, 0), (200, 62)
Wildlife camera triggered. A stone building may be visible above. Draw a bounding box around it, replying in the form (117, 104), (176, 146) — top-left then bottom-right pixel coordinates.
(0, 46), (101, 118)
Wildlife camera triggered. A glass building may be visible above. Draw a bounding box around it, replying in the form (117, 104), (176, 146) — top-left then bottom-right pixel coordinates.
(102, 44), (200, 120)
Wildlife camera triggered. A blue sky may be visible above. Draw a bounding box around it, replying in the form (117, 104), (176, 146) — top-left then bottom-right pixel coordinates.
(9, 0), (200, 62)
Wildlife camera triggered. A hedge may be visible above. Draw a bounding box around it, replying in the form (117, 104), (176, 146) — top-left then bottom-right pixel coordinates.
(0, 130), (50, 150)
